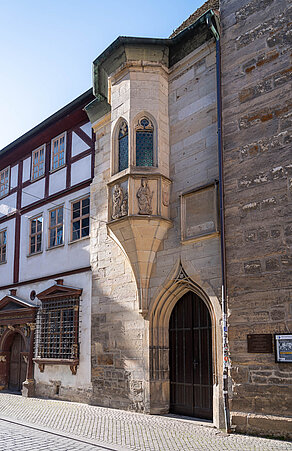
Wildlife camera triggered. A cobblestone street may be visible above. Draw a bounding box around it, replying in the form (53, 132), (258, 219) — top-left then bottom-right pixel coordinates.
(0, 394), (291, 450)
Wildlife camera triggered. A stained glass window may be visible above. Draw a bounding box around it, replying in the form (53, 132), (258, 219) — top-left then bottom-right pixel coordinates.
(118, 121), (128, 172)
(136, 117), (154, 167)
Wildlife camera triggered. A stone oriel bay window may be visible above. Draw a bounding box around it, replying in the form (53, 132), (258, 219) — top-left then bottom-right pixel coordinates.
(180, 181), (220, 243)
(34, 280), (82, 375)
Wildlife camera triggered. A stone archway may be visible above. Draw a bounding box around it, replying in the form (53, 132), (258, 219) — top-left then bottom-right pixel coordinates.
(148, 264), (223, 427)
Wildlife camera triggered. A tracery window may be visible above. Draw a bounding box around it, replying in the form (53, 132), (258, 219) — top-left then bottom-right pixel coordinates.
(0, 167), (9, 198)
(118, 121), (128, 172)
(135, 117), (154, 167)
(32, 145), (45, 180)
(51, 133), (66, 171)
(0, 230), (7, 263)
(36, 297), (79, 360)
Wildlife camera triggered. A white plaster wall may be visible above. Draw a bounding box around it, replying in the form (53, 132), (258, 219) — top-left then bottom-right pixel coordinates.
(22, 178), (45, 208)
(22, 157), (31, 182)
(71, 155), (91, 186)
(71, 132), (90, 157)
(49, 167), (66, 196)
(80, 121), (92, 137)
(0, 192), (17, 217)
(10, 165), (18, 189)
(0, 218), (15, 286)
(19, 186), (90, 282)
(0, 270), (92, 390)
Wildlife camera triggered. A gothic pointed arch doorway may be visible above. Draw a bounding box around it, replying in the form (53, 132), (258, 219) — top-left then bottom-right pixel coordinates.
(169, 291), (213, 419)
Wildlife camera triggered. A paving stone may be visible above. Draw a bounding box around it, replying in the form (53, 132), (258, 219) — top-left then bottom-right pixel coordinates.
(0, 394), (291, 450)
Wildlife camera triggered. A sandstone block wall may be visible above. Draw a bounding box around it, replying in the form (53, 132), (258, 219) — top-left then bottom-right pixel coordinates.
(220, 0), (292, 438)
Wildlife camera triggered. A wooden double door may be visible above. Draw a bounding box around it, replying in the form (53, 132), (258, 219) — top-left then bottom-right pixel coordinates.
(169, 291), (213, 419)
(9, 334), (27, 392)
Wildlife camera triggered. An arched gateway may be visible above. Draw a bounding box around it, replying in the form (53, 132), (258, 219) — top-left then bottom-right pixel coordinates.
(169, 291), (212, 419)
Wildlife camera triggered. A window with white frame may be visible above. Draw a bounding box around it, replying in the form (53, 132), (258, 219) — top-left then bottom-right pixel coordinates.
(51, 133), (66, 171)
(0, 167), (9, 198)
(29, 215), (43, 254)
(0, 230), (7, 263)
(48, 206), (64, 248)
(71, 196), (90, 241)
(32, 145), (45, 180)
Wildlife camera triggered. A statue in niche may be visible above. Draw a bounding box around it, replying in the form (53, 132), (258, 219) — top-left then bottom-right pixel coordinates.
(112, 184), (128, 219)
(137, 178), (153, 215)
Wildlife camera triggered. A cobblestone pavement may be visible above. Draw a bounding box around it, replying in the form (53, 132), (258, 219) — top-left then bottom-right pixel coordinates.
(0, 419), (119, 451)
(0, 393), (291, 451)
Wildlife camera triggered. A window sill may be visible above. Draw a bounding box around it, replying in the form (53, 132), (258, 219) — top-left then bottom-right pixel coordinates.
(0, 260), (7, 265)
(0, 191), (10, 200)
(34, 358), (79, 375)
(50, 164), (66, 174)
(68, 235), (90, 245)
(27, 250), (43, 258)
(30, 174), (45, 183)
(46, 243), (65, 251)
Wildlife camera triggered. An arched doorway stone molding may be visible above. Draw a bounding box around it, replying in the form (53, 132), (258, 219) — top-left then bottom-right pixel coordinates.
(148, 260), (223, 427)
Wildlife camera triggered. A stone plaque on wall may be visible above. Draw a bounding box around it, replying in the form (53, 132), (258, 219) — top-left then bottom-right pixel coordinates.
(247, 334), (273, 353)
(181, 182), (219, 242)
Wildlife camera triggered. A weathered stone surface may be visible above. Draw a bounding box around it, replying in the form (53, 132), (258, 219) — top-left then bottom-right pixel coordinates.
(221, 0), (292, 439)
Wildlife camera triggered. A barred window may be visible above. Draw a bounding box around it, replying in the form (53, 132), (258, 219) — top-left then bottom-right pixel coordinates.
(136, 117), (154, 167)
(71, 196), (90, 241)
(51, 133), (66, 171)
(36, 298), (79, 360)
(0, 167), (9, 198)
(49, 206), (63, 248)
(118, 121), (128, 172)
(30, 215), (43, 254)
(0, 230), (7, 263)
(32, 145), (45, 180)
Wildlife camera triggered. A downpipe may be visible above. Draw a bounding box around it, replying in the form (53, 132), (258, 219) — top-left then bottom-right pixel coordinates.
(206, 11), (231, 433)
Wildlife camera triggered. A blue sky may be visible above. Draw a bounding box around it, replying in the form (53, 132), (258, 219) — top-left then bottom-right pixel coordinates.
(0, 0), (203, 149)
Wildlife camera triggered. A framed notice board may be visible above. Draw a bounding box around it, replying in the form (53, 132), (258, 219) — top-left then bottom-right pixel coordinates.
(275, 334), (292, 363)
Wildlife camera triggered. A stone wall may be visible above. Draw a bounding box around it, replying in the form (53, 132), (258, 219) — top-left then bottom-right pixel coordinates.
(220, 0), (292, 438)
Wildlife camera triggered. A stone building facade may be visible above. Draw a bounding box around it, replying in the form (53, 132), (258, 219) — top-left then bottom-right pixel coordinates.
(0, 0), (291, 440)
(220, 0), (292, 438)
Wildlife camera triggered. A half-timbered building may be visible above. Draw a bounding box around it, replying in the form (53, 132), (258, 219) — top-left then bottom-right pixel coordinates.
(0, 89), (95, 399)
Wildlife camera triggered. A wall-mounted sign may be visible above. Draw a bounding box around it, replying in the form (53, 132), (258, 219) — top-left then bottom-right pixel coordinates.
(275, 334), (292, 363)
(247, 334), (273, 353)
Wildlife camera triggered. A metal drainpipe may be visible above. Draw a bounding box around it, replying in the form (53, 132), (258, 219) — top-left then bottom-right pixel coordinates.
(206, 11), (231, 433)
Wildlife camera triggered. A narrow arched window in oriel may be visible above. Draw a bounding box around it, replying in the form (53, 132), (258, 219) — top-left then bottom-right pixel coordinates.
(136, 117), (154, 167)
(118, 121), (129, 172)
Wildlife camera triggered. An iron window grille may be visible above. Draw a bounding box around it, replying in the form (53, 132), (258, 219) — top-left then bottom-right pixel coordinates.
(35, 297), (79, 360)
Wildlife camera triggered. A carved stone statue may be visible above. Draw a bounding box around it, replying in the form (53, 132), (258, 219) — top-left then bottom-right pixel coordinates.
(137, 178), (153, 215)
(112, 184), (128, 219)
